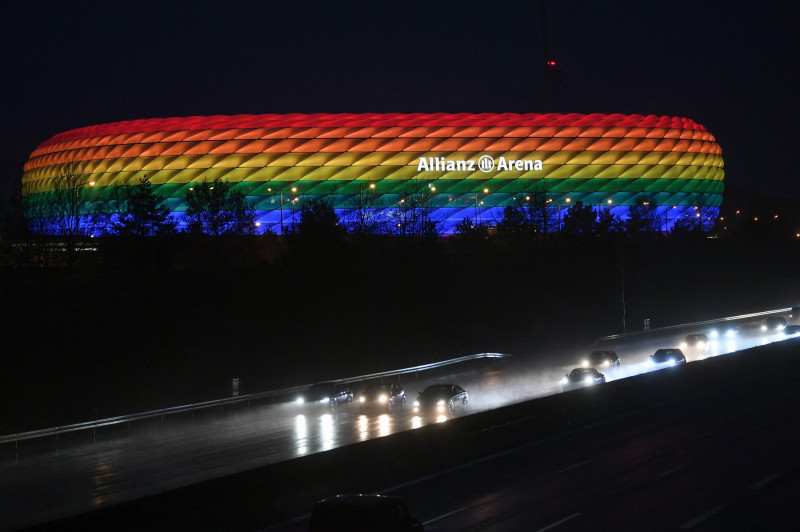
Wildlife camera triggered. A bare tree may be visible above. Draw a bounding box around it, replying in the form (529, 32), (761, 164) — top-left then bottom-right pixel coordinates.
(343, 182), (384, 234)
(671, 196), (716, 235)
(20, 180), (54, 267)
(22, 163), (97, 267)
(388, 181), (440, 236)
(520, 184), (558, 236)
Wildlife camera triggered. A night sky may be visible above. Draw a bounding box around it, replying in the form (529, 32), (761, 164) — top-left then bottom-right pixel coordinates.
(2, 0), (798, 221)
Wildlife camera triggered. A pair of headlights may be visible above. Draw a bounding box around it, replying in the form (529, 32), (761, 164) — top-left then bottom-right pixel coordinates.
(560, 377), (597, 385)
(650, 358), (677, 366)
(296, 397), (332, 404)
(359, 394), (388, 403)
(582, 360), (611, 368)
(412, 399), (446, 409)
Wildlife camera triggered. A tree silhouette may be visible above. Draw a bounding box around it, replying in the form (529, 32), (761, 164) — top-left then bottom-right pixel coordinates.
(561, 200), (596, 235)
(184, 178), (256, 235)
(111, 176), (177, 237)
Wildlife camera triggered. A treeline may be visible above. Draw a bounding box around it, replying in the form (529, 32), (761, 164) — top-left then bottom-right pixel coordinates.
(9, 168), (800, 273)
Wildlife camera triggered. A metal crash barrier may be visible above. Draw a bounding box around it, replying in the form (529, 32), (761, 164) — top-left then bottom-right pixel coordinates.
(0, 352), (511, 447)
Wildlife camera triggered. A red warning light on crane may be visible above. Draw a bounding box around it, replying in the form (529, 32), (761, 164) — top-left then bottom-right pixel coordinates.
(546, 60), (557, 68)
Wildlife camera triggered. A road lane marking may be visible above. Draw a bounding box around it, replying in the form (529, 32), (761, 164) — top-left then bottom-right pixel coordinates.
(749, 472), (782, 490)
(680, 506), (723, 528)
(422, 506), (468, 525)
(558, 458), (593, 473)
(536, 512), (581, 531)
(659, 462), (690, 477)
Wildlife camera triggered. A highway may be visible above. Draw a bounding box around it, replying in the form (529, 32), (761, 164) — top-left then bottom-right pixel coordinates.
(390, 348), (800, 531)
(1, 310), (797, 530)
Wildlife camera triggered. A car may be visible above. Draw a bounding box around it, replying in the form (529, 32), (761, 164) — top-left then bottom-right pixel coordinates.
(412, 384), (468, 414)
(358, 382), (406, 411)
(784, 324), (800, 335)
(561, 367), (606, 391)
(297, 382), (353, 408)
(680, 333), (709, 352)
(789, 306), (800, 325)
(709, 324), (738, 338)
(650, 348), (687, 366)
(582, 350), (620, 368)
(309, 494), (424, 532)
(762, 316), (787, 332)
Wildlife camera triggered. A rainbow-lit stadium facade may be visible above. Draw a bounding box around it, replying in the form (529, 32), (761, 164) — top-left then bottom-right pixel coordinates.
(22, 113), (724, 234)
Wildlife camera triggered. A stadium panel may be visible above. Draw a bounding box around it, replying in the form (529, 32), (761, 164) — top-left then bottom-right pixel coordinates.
(21, 113), (724, 234)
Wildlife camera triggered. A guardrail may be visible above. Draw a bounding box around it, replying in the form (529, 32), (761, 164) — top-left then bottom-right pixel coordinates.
(3, 305), (791, 448)
(0, 352), (511, 447)
(593, 307), (790, 346)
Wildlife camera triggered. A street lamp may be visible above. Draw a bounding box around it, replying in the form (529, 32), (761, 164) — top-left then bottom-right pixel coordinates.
(357, 182), (376, 232)
(291, 195), (299, 232)
(474, 187), (489, 225)
(560, 197), (571, 230)
(75, 179), (95, 230)
(359, 182), (375, 208)
(76, 179), (95, 200)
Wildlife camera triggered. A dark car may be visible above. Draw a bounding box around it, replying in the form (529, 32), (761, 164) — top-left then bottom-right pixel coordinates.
(784, 324), (800, 335)
(413, 384), (468, 414)
(680, 333), (709, 352)
(309, 494), (424, 532)
(583, 350), (620, 368)
(561, 367), (606, 391)
(358, 382), (406, 411)
(650, 348), (687, 366)
(762, 316), (787, 332)
(297, 382), (353, 407)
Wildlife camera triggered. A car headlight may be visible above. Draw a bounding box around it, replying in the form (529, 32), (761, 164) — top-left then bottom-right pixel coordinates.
(560, 378), (568, 385)
(680, 342), (687, 349)
(698, 341), (706, 348)
(413, 400), (419, 407)
(602, 361), (610, 367)
(359, 396), (365, 403)
(761, 325), (768, 331)
(709, 330), (719, 338)
(667, 359), (676, 366)
(297, 397), (304, 404)
(582, 360), (589, 367)
(583, 377), (594, 384)
(320, 397), (330, 404)
(379, 394), (387, 403)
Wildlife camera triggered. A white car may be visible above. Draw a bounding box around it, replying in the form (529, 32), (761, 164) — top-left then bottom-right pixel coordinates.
(561, 368), (605, 392)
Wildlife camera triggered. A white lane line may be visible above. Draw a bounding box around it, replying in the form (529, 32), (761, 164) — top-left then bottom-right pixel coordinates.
(749, 472), (782, 490)
(659, 462), (690, 477)
(558, 458), (593, 473)
(536, 512), (581, 532)
(680, 506), (723, 529)
(422, 506), (468, 525)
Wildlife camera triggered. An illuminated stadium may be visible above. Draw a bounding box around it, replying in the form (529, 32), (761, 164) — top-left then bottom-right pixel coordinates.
(21, 113), (724, 234)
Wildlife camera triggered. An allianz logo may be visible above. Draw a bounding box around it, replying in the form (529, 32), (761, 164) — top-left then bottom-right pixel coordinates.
(416, 155), (543, 173)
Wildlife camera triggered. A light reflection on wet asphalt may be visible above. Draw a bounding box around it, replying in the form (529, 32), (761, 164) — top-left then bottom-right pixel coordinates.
(0, 319), (795, 530)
